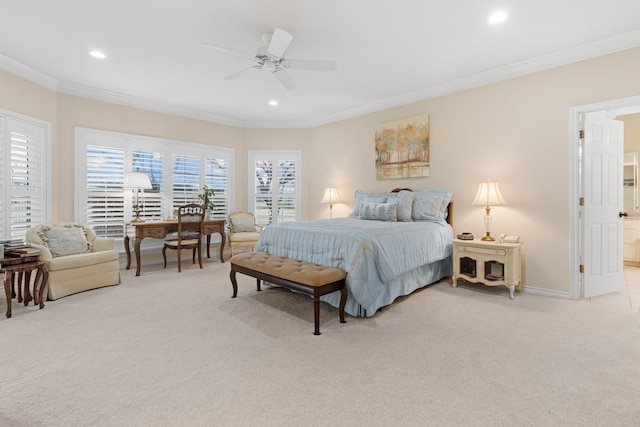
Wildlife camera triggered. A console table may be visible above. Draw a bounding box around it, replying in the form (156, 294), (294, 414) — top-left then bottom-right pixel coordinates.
(124, 219), (226, 276)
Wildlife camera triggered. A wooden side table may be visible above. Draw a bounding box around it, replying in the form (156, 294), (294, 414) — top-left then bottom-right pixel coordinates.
(2, 258), (49, 318)
(451, 238), (522, 299)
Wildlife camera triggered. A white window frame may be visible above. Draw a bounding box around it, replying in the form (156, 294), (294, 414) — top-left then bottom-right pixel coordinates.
(0, 108), (51, 241)
(248, 150), (301, 225)
(75, 127), (234, 250)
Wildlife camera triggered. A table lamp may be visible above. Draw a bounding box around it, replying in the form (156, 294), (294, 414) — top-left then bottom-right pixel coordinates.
(124, 171), (152, 222)
(320, 186), (340, 218)
(472, 180), (507, 241)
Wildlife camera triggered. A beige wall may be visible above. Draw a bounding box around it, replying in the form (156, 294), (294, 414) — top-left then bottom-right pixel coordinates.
(2, 45), (640, 296)
(621, 113), (640, 154)
(309, 46), (640, 295)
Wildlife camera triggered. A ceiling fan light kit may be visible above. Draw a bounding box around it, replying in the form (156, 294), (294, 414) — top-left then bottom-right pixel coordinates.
(203, 28), (337, 90)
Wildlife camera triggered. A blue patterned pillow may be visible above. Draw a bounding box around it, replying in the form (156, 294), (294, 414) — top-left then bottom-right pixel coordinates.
(349, 190), (390, 218)
(386, 190), (415, 222)
(411, 189), (452, 222)
(360, 202), (398, 221)
(37, 225), (92, 257)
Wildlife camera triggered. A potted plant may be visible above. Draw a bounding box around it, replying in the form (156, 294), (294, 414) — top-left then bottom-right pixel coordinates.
(198, 185), (215, 217)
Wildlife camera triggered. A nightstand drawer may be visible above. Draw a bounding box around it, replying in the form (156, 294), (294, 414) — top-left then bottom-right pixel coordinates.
(457, 245), (508, 257)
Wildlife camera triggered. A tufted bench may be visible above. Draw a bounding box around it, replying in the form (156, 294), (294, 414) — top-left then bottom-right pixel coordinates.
(229, 252), (347, 335)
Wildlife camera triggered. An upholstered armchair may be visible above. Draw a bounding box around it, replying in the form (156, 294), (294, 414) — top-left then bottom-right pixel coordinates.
(227, 211), (262, 257)
(24, 222), (120, 300)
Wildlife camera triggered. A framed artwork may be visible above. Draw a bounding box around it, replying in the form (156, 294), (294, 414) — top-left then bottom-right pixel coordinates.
(375, 113), (430, 179)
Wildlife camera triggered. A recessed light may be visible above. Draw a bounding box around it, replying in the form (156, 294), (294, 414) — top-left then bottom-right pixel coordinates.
(268, 100), (278, 106)
(89, 50), (106, 59)
(488, 11), (508, 24)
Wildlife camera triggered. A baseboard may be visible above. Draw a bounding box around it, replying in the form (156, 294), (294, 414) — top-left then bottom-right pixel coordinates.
(522, 285), (571, 299)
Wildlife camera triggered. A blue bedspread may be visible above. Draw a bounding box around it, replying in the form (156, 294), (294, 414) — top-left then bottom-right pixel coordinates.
(256, 218), (453, 316)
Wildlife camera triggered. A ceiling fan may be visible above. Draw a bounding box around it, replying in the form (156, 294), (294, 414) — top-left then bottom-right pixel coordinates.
(202, 28), (337, 90)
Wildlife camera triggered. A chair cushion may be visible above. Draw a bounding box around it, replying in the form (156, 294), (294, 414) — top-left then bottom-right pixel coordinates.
(37, 225), (92, 258)
(165, 238), (200, 247)
(229, 232), (260, 242)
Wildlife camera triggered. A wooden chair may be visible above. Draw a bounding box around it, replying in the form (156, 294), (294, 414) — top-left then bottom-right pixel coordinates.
(162, 204), (205, 272)
(227, 211), (262, 257)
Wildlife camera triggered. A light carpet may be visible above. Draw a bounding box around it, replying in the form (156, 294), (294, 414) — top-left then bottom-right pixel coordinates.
(1, 258), (639, 427)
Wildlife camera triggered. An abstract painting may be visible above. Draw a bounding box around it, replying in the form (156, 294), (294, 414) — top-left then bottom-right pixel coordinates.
(375, 113), (430, 179)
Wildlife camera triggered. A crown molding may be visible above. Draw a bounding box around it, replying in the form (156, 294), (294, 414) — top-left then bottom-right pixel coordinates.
(2, 29), (640, 129)
(0, 53), (59, 90)
(56, 81), (244, 128)
(296, 28), (640, 129)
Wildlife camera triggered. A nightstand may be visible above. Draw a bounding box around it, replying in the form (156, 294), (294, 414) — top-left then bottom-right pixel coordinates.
(452, 238), (522, 299)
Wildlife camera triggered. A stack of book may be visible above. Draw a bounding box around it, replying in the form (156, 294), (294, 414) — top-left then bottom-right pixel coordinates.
(9, 246), (41, 255)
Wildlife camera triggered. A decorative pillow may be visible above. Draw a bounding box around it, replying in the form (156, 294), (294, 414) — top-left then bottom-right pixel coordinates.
(359, 202), (398, 222)
(386, 191), (415, 222)
(349, 190), (390, 217)
(411, 189), (452, 222)
(37, 225), (92, 258)
(231, 216), (256, 233)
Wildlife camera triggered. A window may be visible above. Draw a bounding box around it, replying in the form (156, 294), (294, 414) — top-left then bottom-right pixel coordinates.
(76, 128), (233, 239)
(248, 150), (301, 225)
(0, 111), (50, 241)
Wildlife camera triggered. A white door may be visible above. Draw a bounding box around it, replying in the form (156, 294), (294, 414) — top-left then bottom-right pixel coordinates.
(582, 114), (624, 297)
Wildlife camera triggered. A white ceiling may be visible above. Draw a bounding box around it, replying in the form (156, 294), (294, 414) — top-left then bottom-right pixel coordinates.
(1, 1), (640, 128)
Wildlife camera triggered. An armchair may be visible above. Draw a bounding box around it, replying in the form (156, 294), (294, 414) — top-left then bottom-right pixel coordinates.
(24, 222), (120, 300)
(227, 211), (262, 257)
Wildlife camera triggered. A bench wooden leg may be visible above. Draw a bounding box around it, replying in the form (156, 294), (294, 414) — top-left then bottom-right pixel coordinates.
(339, 287), (347, 324)
(230, 269), (238, 298)
(313, 296), (321, 335)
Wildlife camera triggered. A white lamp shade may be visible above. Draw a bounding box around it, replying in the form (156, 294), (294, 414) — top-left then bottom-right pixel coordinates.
(320, 186), (340, 204)
(472, 180), (507, 207)
(124, 172), (152, 189)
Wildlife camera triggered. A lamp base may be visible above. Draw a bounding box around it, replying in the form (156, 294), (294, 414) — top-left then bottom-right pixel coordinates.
(481, 232), (495, 241)
(130, 217), (145, 223)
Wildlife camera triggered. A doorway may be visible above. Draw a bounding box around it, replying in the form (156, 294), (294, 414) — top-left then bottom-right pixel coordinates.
(570, 95), (640, 299)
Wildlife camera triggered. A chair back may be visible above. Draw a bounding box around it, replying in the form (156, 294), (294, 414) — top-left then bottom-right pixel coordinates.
(228, 211), (258, 234)
(177, 204), (205, 243)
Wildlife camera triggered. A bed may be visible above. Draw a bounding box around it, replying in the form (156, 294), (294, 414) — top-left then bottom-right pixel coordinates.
(255, 188), (454, 317)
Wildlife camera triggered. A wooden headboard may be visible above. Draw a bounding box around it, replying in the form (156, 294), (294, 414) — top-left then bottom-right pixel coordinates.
(390, 188), (453, 226)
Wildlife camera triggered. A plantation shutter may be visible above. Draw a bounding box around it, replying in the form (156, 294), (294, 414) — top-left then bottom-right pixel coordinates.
(249, 151), (301, 226)
(132, 150), (164, 221)
(172, 154), (200, 210)
(205, 157), (229, 219)
(0, 116), (48, 241)
(85, 145), (125, 237)
(77, 128), (233, 238)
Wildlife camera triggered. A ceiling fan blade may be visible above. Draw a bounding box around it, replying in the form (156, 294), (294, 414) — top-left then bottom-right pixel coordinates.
(200, 43), (253, 60)
(224, 66), (260, 80)
(273, 69), (295, 90)
(267, 28), (293, 58)
(283, 59), (337, 72)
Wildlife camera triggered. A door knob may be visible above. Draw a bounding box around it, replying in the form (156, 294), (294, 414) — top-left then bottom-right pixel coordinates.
(620, 212), (628, 217)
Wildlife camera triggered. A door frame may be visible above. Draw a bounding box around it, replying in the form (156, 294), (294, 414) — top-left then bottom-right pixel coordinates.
(570, 94), (640, 299)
